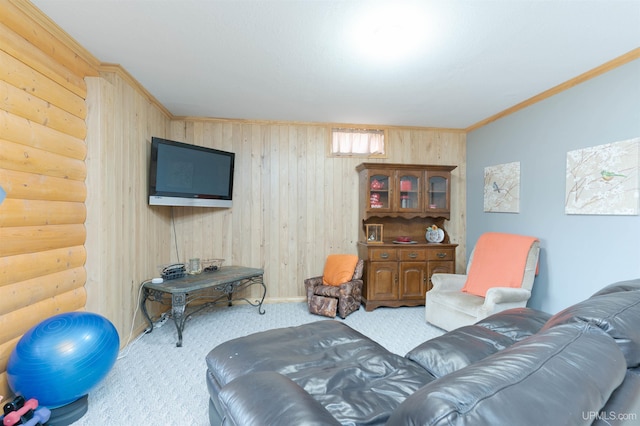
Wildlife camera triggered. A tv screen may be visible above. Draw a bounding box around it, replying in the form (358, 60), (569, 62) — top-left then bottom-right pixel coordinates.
(148, 137), (235, 208)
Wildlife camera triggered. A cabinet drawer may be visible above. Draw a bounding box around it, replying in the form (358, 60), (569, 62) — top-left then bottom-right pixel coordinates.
(398, 249), (426, 261)
(369, 248), (397, 261)
(426, 248), (455, 261)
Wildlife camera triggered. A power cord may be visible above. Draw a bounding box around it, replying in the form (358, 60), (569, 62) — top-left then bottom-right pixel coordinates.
(171, 206), (181, 263)
(117, 280), (149, 360)
(118, 206), (180, 360)
(119, 206), (181, 361)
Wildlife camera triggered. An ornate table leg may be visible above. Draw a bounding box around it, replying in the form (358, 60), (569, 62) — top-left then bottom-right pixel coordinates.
(140, 286), (153, 333)
(256, 277), (267, 315)
(171, 292), (187, 347)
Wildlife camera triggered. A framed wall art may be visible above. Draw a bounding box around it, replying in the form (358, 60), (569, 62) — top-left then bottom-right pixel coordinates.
(484, 161), (521, 213)
(565, 137), (639, 215)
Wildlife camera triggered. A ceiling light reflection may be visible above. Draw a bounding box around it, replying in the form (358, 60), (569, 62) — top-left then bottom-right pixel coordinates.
(350, 3), (431, 64)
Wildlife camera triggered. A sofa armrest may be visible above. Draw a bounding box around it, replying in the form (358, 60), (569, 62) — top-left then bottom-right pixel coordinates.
(304, 276), (324, 288)
(218, 371), (340, 426)
(484, 287), (531, 307)
(338, 279), (363, 293)
(430, 273), (467, 292)
(388, 323), (626, 426)
(304, 276), (324, 303)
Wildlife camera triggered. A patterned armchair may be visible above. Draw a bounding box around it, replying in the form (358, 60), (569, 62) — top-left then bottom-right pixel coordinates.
(305, 257), (364, 319)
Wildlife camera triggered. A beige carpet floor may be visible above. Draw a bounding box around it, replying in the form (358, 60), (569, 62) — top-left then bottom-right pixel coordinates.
(71, 301), (444, 425)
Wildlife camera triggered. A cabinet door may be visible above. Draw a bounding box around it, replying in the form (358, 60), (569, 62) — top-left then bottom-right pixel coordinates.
(427, 261), (454, 291)
(366, 170), (393, 213)
(396, 170), (423, 212)
(399, 261), (428, 300)
(426, 171), (451, 213)
(367, 261), (398, 300)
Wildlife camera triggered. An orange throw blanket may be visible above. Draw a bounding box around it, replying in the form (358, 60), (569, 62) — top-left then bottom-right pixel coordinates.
(462, 233), (539, 297)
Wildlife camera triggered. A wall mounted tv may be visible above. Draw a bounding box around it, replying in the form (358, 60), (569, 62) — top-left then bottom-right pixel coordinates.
(148, 137), (235, 208)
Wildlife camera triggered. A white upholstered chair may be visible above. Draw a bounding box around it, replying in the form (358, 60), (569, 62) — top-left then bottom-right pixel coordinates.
(425, 233), (540, 331)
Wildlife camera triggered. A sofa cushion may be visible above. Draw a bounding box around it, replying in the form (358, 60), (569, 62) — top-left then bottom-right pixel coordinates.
(218, 371), (341, 426)
(474, 307), (551, 341)
(387, 322), (626, 426)
(407, 308), (550, 378)
(594, 368), (640, 426)
(591, 278), (640, 297)
(406, 325), (514, 378)
(206, 320), (435, 425)
(322, 254), (358, 286)
(431, 290), (486, 314)
(542, 288), (640, 368)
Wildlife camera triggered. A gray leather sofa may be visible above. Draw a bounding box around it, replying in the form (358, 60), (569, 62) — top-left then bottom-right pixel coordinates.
(205, 279), (640, 425)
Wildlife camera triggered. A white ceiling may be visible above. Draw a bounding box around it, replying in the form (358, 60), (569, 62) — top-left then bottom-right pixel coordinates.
(32, 0), (640, 129)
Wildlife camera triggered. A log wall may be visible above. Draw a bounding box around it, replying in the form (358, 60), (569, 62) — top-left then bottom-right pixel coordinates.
(0, 0), (98, 398)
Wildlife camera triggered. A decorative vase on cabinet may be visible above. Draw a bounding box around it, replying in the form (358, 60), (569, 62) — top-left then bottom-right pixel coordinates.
(356, 163), (458, 311)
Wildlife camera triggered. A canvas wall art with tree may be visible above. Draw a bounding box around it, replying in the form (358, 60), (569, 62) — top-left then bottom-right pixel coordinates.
(565, 137), (639, 215)
(484, 161), (520, 213)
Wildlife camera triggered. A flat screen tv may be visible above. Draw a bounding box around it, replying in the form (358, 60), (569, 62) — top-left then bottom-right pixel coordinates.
(148, 137), (235, 208)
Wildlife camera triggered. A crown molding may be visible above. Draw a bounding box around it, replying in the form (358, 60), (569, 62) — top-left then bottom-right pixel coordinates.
(466, 47), (640, 133)
(173, 115), (466, 132)
(98, 63), (173, 119)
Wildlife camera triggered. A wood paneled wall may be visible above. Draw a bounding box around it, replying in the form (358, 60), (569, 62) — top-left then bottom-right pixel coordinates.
(167, 121), (467, 302)
(84, 71), (170, 341)
(0, 0), (98, 398)
(85, 87), (466, 347)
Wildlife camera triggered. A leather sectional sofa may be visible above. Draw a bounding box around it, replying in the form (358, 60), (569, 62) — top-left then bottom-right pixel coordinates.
(205, 279), (640, 425)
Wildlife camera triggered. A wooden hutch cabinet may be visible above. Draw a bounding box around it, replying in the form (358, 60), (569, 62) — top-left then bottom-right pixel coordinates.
(356, 163), (457, 311)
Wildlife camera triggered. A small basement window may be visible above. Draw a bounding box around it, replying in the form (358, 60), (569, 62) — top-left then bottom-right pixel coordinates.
(329, 128), (386, 157)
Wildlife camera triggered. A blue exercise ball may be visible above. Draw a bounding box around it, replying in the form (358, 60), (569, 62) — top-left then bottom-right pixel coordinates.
(7, 312), (120, 408)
